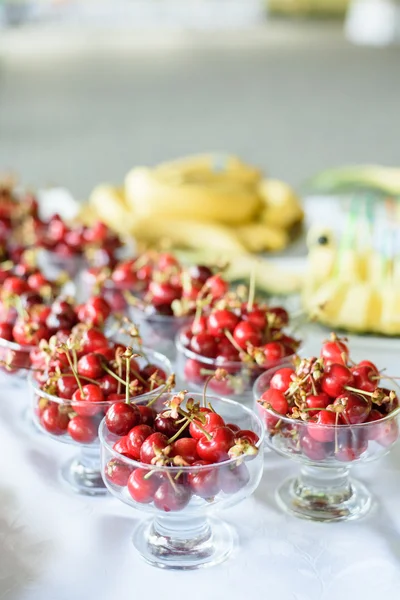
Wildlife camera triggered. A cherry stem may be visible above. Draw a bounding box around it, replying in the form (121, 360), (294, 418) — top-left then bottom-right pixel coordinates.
(207, 402), (216, 413)
(102, 363), (126, 386)
(246, 266), (256, 313)
(224, 328), (246, 356)
(145, 382), (169, 408)
(63, 348), (84, 395)
(309, 374), (317, 396)
(125, 356), (131, 404)
(344, 385), (374, 397)
(117, 359), (122, 395)
(167, 419), (190, 444)
(165, 471), (179, 493)
(202, 374), (214, 408)
(130, 367), (148, 387)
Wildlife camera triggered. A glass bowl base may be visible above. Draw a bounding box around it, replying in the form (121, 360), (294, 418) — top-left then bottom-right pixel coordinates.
(132, 517), (236, 570)
(61, 456), (107, 497)
(276, 475), (372, 522)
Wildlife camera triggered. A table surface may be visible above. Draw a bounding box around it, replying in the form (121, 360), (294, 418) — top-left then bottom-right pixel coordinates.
(1, 328), (400, 600)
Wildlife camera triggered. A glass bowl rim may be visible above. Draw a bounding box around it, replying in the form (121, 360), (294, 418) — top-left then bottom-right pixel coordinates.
(27, 346), (173, 406)
(98, 391), (265, 472)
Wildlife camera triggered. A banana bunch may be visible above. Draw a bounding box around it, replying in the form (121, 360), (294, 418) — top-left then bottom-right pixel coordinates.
(83, 154), (303, 257)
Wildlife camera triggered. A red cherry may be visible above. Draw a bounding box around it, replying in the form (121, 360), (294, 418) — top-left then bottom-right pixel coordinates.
(71, 384), (104, 417)
(81, 328), (109, 353)
(219, 463), (250, 493)
(189, 333), (218, 358)
(82, 296), (111, 327)
(306, 392), (331, 417)
(189, 409), (224, 440)
(113, 436), (134, 458)
(334, 393), (371, 425)
(40, 405), (69, 435)
(191, 316), (208, 335)
(260, 388), (289, 415)
(3, 276), (30, 295)
(226, 423), (241, 434)
(257, 342), (286, 367)
(308, 410), (337, 443)
(301, 434), (330, 461)
(233, 321), (262, 350)
(184, 358), (206, 384)
(137, 405), (156, 427)
(98, 373), (119, 396)
(27, 272), (49, 291)
(170, 438), (200, 464)
(67, 415), (98, 444)
(77, 353), (104, 380)
(188, 461), (220, 498)
(267, 306), (289, 327)
(243, 308), (267, 330)
(83, 221), (109, 244)
(208, 377), (235, 396)
(105, 402), (141, 436)
(108, 393), (126, 403)
(140, 363), (166, 382)
(56, 374), (79, 399)
(188, 264), (213, 285)
(127, 469), (159, 503)
(105, 459), (132, 486)
(139, 432), (169, 464)
(157, 252), (180, 270)
(126, 424), (154, 460)
(205, 275), (228, 299)
(351, 365), (378, 393)
(0, 321), (13, 341)
(358, 360), (379, 373)
(12, 319), (50, 346)
(149, 281), (181, 306)
(320, 338), (349, 366)
(153, 481), (191, 512)
(270, 367), (295, 393)
(154, 412), (185, 439)
(207, 309), (240, 337)
(235, 429), (259, 445)
(196, 427), (235, 463)
(321, 364), (353, 398)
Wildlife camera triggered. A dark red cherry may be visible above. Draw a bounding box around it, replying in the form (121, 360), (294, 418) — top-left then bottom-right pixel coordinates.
(105, 402), (141, 435)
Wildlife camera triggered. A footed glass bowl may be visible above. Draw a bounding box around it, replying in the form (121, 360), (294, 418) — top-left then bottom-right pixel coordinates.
(99, 392), (264, 570)
(253, 366), (400, 522)
(29, 349), (172, 496)
(0, 336), (36, 384)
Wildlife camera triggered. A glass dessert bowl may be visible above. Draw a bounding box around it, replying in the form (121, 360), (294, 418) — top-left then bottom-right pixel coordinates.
(253, 344), (400, 522)
(99, 392), (264, 570)
(29, 348), (172, 496)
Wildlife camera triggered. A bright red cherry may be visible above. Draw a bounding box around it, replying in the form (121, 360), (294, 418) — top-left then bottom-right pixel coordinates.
(205, 275), (228, 299)
(334, 393), (371, 425)
(270, 367), (295, 393)
(149, 281), (181, 306)
(3, 276), (30, 295)
(127, 469), (159, 503)
(170, 438), (199, 464)
(67, 415), (98, 444)
(243, 308), (267, 330)
(189, 411), (225, 440)
(320, 337), (349, 366)
(207, 309), (240, 337)
(56, 374), (79, 399)
(105, 459), (132, 487)
(40, 405), (69, 435)
(81, 328), (109, 353)
(137, 405), (156, 427)
(196, 427), (235, 463)
(105, 402), (141, 436)
(127, 424), (154, 460)
(0, 321), (13, 341)
(71, 384), (104, 417)
(154, 412), (185, 439)
(321, 363), (353, 398)
(306, 392), (331, 417)
(308, 410), (337, 443)
(256, 342), (286, 367)
(82, 296), (111, 327)
(98, 374), (119, 396)
(260, 388), (289, 415)
(235, 429), (259, 445)
(139, 432), (169, 464)
(188, 461), (220, 498)
(351, 365), (378, 393)
(233, 321), (262, 350)
(183, 358), (205, 384)
(77, 353), (104, 380)
(189, 333), (218, 358)
(113, 436), (134, 458)
(191, 316), (208, 335)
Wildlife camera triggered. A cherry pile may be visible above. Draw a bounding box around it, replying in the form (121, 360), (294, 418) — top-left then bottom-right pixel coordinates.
(258, 334), (399, 462)
(33, 332), (170, 445)
(104, 388), (260, 511)
(179, 297), (300, 395)
(85, 251), (225, 316)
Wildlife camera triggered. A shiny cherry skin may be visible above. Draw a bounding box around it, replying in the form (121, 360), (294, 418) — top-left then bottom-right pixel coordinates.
(260, 388), (289, 415)
(188, 264), (213, 285)
(67, 415), (98, 444)
(205, 274), (228, 299)
(270, 367), (295, 393)
(334, 393), (371, 425)
(127, 469), (159, 503)
(308, 410), (337, 443)
(149, 280), (181, 306)
(83, 296), (111, 327)
(243, 307), (267, 330)
(351, 365), (378, 393)
(191, 316), (208, 335)
(71, 384), (104, 417)
(56, 374), (79, 399)
(207, 309), (240, 336)
(139, 432), (169, 464)
(257, 342), (286, 367)
(3, 276), (30, 295)
(188, 461), (220, 498)
(12, 320), (49, 346)
(170, 438), (200, 464)
(98, 374), (119, 396)
(137, 405), (156, 427)
(320, 338), (349, 366)
(220, 463), (250, 493)
(153, 481), (192, 512)
(358, 359), (379, 373)
(189, 411), (225, 440)
(81, 328), (109, 353)
(105, 402), (141, 435)
(154, 412), (185, 439)
(233, 321), (262, 350)
(196, 427), (235, 463)
(105, 459), (132, 487)
(127, 424), (154, 460)
(41, 405), (70, 435)
(226, 423), (241, 434)
(306, 392), (331, 417)
(267, 306), (289, 327)
(77, 353), (104, 380)
(321, 363), (354, 398)
(113, 436), (134, 458)
(189, 333), (218, 358)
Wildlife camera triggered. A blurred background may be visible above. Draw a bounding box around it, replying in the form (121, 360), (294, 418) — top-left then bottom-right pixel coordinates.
(0, 0), (400, 199)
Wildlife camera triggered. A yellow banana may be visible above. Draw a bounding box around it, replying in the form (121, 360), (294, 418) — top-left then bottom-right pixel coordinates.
(236, 222), (289, 252)
(259, 179), (304, 229)
(88, 185), (136, 234)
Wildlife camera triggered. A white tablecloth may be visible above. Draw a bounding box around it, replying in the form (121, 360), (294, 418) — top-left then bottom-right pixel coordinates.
(1, 329), (400, 600)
